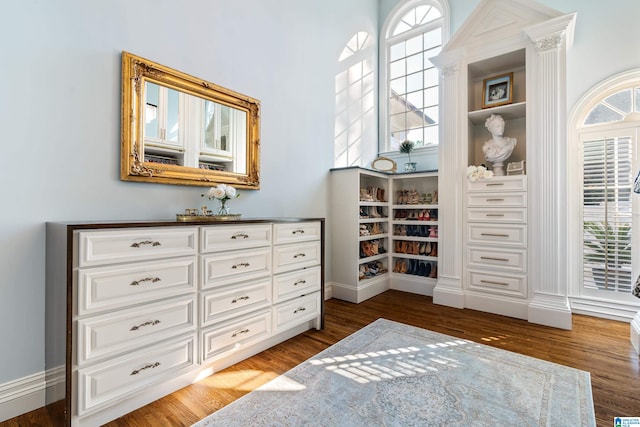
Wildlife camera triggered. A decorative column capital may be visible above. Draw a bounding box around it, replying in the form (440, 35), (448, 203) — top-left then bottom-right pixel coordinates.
(532, 34), (563, 52)
(441, 64), (458, 79)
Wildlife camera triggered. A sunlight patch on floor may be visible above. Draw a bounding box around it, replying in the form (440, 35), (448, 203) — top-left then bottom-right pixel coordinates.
(198, 369), (281, 391)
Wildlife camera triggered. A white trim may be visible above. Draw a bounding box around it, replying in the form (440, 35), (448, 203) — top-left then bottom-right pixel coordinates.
(378, 0), (450, 154)
(570, 295), (640, 322)
(0, 365), (64, 422)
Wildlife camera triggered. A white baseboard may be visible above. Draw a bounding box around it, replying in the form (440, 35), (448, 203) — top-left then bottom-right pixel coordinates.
(0, 365), (64, 422)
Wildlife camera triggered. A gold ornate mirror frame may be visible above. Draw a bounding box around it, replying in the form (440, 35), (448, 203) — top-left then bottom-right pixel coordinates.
(121, 51), (261, 188)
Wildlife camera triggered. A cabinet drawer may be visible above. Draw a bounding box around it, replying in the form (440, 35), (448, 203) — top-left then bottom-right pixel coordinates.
(467, 270), (527, 298)
(201, 248), (271, 288)
(467, 224), (526, 247)
(273, 266), (321, 303)
(77, 296), (196, 365)
(201, 310), (271, 362)
(466, 176), (526, 192)
(76, 228), (197, 267)
(273, 292), (320, 333)
(467, 208), (526, 223)
(200, 224), (272, 253)
(201, 278), (272, 326)
(467, 247), (527, 272)
(77, 334), (196, 416)
(76, 257), (196, 316)
(273, 222), (322, 244)
(273, 242), (321, 274)
(466, 192), (526, 208)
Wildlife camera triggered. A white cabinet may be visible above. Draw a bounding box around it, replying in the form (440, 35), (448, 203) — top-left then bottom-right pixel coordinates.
(329, 167), (438, 302)
(464, 176), (528, 310)
(431, 0), (575, 328)
(46, 219), (323, 426)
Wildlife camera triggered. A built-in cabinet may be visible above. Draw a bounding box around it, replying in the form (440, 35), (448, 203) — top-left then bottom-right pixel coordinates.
(431, 0), (576, 329)
(45, 219), (323, 426)
(330, 167), (438, 303)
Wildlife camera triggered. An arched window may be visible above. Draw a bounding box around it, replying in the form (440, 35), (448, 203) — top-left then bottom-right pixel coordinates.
(569, 70), (640, 319)
(379, 0), (449, 153)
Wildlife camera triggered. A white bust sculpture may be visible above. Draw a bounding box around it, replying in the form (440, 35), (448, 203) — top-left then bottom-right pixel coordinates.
(482, 114), (517, 176)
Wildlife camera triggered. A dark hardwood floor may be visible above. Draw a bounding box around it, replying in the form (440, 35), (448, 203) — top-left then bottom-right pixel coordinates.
(3, 290), (639, 426)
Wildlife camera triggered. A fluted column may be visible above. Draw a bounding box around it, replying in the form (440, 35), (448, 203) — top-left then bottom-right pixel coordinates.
(433, 61), (465, 308)
(524, 13), (576, 329)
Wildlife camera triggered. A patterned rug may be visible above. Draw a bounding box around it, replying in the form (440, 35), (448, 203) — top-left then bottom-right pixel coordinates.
(193, 318), (595, 426)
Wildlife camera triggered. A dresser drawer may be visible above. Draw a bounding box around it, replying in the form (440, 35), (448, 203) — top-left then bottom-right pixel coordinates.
(273, 242), (321, 274)
(466, 176), (526, 192)
(76, 334), (196, 416)
(467, 270), (527, 298)
(273, 292), (321, 333)
(466, 192), (526, 208)
(200, 224), (272, 253)
(467, 247), (527, 272)
(273, 266), (321, 303)
(76, 257), (196, 316)
(77, 296), (196, 365)
(467, 224), (526, 247)
(201, 248), (271, 288)
(273, 222), (322, 245)
(467, 208), (526, 223)
(76, 228), (197, 267)
(201, 309), (272, 362)
(201, 278), (272, 326)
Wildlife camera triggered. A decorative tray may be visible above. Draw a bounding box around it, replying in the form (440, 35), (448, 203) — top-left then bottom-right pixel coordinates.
(176, 214), (241, 222)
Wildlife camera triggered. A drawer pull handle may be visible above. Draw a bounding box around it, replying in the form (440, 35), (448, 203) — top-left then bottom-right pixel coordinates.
(294, 280), (307, 286)
(232, 328), (250, 337)
(231, 262), (250, 269)
(485, 213), (505, 217)
(480, 256), (509, 262)
(130, 362), (160, 375)
(294, 307), (307, 314)
(130, 320), (161, 331)
(480, 233), (509, 238)
(486, 198), (504, 202)
(485, 182), (504, 186)
(130, 277), (161, 286)
(231, 296), (250, 303)
(292, 229), (305, 234)
(231, 233), (249, 239)
(294, 253), (306, 258)
(480, 279), (509, 286)
(130, 240), (161, 248)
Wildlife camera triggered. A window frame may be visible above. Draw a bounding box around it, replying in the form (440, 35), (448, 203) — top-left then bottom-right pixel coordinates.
(567, 69), (640, 320)
(378, 0), (450, 155)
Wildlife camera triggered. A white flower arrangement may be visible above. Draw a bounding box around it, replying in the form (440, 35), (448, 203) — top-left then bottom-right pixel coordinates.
(467, 165), (494, 181)
(202, 184), (240, 203)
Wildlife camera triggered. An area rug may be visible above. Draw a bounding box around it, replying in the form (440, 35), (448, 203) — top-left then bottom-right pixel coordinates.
(193, 318), (595, 426)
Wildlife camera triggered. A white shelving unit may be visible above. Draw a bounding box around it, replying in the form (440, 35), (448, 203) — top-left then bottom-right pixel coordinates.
(330, 167), (438, 302)
(431, 0), (576, 329)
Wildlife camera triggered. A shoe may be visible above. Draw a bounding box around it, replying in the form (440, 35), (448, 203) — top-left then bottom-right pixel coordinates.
(429, 242), (437, 257)
(429, 227), (438, 238)
(429, 263), (437, 278)
(432, 191), (438, 204)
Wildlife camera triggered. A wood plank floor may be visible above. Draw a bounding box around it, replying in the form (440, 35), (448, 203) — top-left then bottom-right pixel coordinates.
(3, 290), (639, 426)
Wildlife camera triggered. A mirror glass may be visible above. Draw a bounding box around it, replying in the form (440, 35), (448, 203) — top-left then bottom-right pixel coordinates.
(121, 52), (260, 188)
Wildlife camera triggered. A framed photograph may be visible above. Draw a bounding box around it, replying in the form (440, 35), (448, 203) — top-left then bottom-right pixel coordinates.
(482, 72), (513, 109)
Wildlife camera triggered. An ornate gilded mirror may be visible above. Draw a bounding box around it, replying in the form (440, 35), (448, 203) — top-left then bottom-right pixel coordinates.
(121, 52), (260, 188)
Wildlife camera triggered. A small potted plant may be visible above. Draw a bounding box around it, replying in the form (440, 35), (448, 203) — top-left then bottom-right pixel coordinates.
(399, 140), (416, 172)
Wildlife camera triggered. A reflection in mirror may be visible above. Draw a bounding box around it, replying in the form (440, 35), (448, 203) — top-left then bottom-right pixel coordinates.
(121, 52), (260, 188)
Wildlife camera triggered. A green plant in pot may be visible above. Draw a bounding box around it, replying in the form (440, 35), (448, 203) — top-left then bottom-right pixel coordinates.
(399, 140), (416, 172)
(583, 220), (632, 290)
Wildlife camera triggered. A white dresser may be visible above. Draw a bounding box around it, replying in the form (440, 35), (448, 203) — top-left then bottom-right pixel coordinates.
(45, 219), (324, 426)
(464, 176), (529, 319)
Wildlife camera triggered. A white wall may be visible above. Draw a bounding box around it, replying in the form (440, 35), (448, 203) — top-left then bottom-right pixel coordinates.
(0, 0), (377, 397)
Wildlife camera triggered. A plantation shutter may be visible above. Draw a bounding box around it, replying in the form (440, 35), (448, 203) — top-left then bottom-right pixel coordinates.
(582, 133), (633, 292)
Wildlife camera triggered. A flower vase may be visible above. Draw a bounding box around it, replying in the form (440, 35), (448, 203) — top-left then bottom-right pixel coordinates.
(217, 199), (231, 216)
(404, 162), (417, 172)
